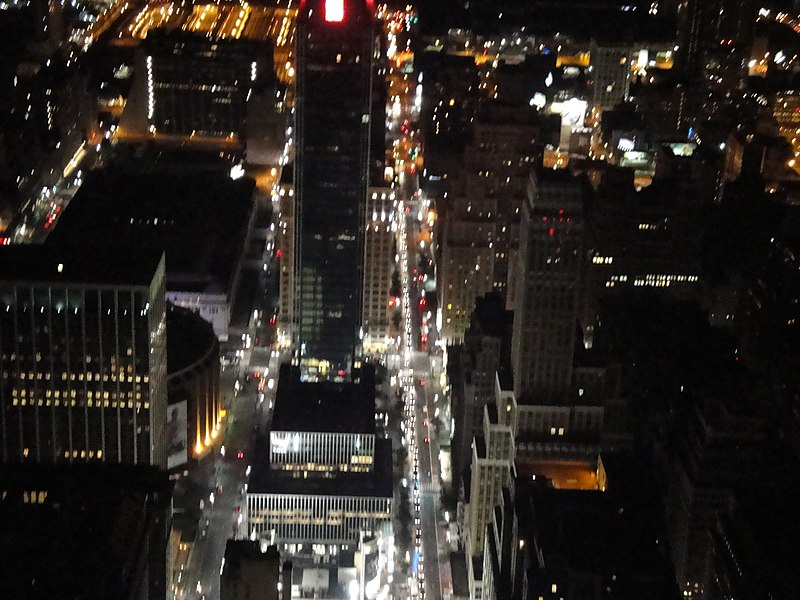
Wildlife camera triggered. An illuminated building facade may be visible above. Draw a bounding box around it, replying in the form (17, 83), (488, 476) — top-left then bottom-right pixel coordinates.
(294, 0), (377, 372)
(277, 180), (295, 348)
(362, 186), (396, 354)
(268, 363), (376, 474)
(246, 363), (392, 554)
(440, 113), (538, 342)
(247, 488), (392, 554)
(465, 402), (515, 566)
(0, 246), (168, 468)
(246, 491), (391, 548)
(449, 294), (513, 485)
(270, 430), (376, 474)
(166, 303), (221, 465)
(589, 42), (631, 111)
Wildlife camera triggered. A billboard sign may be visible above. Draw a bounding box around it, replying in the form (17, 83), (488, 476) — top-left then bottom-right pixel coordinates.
(166, 400), (188, 469)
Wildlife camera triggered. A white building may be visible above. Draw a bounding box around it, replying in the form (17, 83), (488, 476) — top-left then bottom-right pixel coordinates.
(246, 489), (392, 548)
(362, 186), (397, 354)
(166, 289), (230, 341)
(246, 364), (392, 556)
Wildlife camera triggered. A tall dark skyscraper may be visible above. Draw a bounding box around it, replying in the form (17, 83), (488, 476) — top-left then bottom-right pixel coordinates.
(511, 170), (585, 403)
(294, 0), (376, 374)
(677, 0), (756, 81)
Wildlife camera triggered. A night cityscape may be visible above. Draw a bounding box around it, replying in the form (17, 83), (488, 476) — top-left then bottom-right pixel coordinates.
(2, 0), (800, 598)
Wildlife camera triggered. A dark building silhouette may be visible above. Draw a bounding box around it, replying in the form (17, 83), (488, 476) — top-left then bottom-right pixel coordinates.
(221, 542), (291, 600)
(0, 464), (172, 600)
(511, 170), (585, 403)
(293, 0), (377, 373)
(143, 30), (273, 139)
(166, 303), (221, 467)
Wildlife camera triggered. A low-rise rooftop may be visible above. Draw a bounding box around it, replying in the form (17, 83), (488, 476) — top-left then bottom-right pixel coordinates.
(48, 168), (254, 296)
(0, 464), (172, 600)
(271, 364), (376, 434)
(0, 244), (164, 288)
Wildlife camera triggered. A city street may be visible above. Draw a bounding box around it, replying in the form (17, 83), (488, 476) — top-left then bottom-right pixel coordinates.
(173, 327), (282, 600)
(6, 142), (98, 245)
(384, 8), (453, 600)
(173, 169), (283, 600)
(395, 166), (452, 600)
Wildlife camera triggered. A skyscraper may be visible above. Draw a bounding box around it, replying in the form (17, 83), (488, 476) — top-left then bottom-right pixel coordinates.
(0, 245), (168, 467)
(294, 0), (376, 373)
(676, 0), (756, 83)
(511, 170), (584, 403)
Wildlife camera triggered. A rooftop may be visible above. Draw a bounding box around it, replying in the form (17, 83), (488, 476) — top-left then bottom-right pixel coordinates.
(48, 168), (254, 296)
(167, 303), (218, 376)
(0, 244), (164, 288)
(516, 458), (599, 491)
(449, 552), (470, 598)
(271, 364), (376, 434)
(222, 541), (280, 579)
(0, 464), (172, 600)
(467, 292), (513, 340)
(515, 452), (677, 598)
(528, 169), (585, 213)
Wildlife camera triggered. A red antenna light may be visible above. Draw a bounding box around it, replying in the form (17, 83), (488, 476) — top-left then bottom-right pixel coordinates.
(325, 0), (344, 22)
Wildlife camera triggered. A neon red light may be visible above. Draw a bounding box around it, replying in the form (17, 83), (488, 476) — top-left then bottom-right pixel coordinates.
(325, 0), (344, 22)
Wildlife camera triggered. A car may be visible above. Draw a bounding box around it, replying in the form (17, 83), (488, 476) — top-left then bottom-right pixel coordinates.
(424, 436), (429, 443)
(237, 451), (245, 459)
